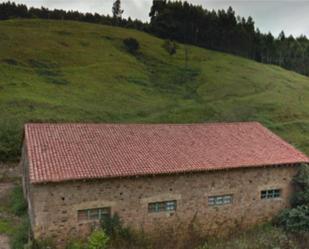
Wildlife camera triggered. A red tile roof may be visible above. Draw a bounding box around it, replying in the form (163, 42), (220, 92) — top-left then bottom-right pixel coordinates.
(24, 122), (309, 184)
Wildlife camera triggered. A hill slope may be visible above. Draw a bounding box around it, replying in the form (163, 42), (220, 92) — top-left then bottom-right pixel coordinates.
(0, 19), (309, 161)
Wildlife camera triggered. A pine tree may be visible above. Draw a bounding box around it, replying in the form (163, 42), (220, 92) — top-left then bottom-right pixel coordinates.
(112, 0), (123, 20)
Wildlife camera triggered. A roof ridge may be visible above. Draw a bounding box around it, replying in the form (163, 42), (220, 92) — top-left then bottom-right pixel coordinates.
(24, 121), (261, 126)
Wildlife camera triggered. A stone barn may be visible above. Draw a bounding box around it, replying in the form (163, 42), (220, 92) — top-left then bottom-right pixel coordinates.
(21, 122), (309, 246)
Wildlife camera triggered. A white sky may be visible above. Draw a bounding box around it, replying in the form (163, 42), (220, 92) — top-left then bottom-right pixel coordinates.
(3, 0), (309, 37)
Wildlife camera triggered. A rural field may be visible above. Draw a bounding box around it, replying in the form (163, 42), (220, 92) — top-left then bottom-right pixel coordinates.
(0, 19), (309, 248)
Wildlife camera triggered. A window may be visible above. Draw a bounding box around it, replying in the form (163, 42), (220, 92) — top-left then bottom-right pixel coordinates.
(148, 200), (177, 213)
(78, 207), (110, 221)
(208, 195), (233, 206)
(261, 189), (281, 199)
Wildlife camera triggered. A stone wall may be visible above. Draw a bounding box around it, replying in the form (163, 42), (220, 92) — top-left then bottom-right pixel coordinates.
(27, 165), (298, 246)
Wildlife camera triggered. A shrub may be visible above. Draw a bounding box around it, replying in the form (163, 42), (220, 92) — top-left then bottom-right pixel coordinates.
(66, 240), (85, 249)
(101, 213), (122, 237)
(101, 214), (149, 248)
(275, 164), (309, 232)
(87, 229), (109, 249)
(10, 185), (28, 216)
(275, 205), (309, 232)
(123, 38), (139, 53)
(292, 191), (309, 208)
(163, 40), (177, 55)
(291, 163), (309, 207)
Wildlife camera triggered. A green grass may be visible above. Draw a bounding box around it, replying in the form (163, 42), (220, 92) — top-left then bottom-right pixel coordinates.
(0, 19), (309, 161)
(0, 218), (14, 235)
(201, 224), (309, 249)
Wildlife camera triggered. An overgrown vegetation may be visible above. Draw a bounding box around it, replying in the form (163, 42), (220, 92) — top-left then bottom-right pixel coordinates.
(10, 186), (28, 216)
(63, 217), (309, 249)
(10, 218), (30, 249)
(275, 164), (309, 232)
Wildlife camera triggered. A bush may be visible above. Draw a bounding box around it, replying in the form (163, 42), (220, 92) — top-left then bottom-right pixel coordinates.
(292, 191), (309, 208)
(163, 40), (177, 55)
(101, 214), (149, 248)
(66, 241), (84, 249)
(101, 213), (122, 237)
(275, 205), (309, 232)
(87, 229), (109, 249)
(275, 164), (309, 232)
(291, 163), (309, 207)
(123, 38), (139, 53)
(10, 185), (28, 216)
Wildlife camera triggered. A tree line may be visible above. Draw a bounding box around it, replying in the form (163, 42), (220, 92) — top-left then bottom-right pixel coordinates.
(0, 1), (148, 31)
(0, 1), (309, 76)
(149, 1), (309, 76)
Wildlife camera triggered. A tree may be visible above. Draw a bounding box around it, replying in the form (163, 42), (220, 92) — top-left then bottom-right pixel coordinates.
(112, 0), (123, 20)
(275, 164), (309, 232)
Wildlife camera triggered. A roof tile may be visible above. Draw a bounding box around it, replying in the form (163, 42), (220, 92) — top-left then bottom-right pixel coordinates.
(24, 122), (309, 183)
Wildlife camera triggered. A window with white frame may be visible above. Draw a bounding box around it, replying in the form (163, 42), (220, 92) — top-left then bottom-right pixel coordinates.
(78, 207), (111, 221)
(148, 200), (177, 213)
(261, 189), (281, 199)
(208, 194), (233, 206)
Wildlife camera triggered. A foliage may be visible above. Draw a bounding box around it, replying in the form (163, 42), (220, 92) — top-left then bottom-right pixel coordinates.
(275, 205), (309, 232)
(293, 164), (309, 189)
(163, 40), (177, 55)
(291, 164), (309, 207)
(149, 1), (309, 76)
(0, 1), (147, 31)
(123, 38), (140, 53)
(112, 0), (124, 19)
(87, 229), (109, 249)
(101, 213), (123, 237)
(275, 164), (309, 232)
(10, 218), (29, 249)
(66, 241), (85, 249)
(10, 185), (28, 216)
(197, 224), (300, 249)
(101, 213), (149, 248)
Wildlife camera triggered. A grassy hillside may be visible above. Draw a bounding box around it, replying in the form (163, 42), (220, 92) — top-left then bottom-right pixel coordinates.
(0, 19), (309, 161)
